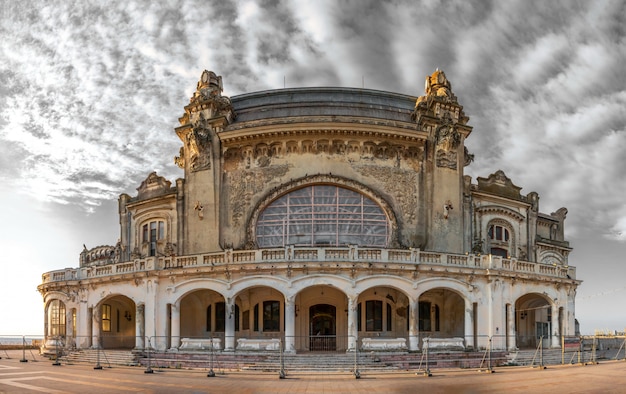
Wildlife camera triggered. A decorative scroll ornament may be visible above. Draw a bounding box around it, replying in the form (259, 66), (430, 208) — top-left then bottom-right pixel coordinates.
(435, 113), (461, 169)
(175, 70), (236, 172)
(181, 70), (236, 125)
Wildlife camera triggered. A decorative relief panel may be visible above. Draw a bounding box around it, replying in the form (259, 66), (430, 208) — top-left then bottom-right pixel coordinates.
(175, 70), (236, 172)
(353, 165), (418, 225)
(228, 166), (289, 227)
(222, 135), (424, 170)
(434, 113), (461, 170)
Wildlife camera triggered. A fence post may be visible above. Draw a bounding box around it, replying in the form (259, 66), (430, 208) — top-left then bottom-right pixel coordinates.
(20, 336), (28, 363)
(278, 338), (286, 379)
(94, 336), (103, 370)
(488, 336), (493, 373)
(144, 336), (153, 374)
(539, 335), (546, 369)
(207, 338), (215, 377)
(52, 336), (61, 366)
(353, 336), (360, 379)
(424, 338), (432, 377)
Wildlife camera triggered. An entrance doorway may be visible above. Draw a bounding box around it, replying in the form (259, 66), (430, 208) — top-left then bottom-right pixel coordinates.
(309, 304), (336, 351)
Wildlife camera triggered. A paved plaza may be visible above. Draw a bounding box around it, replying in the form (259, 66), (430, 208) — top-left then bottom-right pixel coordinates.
(0, 350), (625, 393)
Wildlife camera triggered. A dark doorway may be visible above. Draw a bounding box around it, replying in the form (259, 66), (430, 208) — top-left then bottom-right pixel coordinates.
(309, 304), (336, 351)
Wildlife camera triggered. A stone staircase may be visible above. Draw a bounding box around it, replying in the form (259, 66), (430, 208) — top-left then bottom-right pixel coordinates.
(241, 352), (398, 372)
(61, 349), (139, 367)
(138, 351), (510, 373)
(139, 351), (398, 373)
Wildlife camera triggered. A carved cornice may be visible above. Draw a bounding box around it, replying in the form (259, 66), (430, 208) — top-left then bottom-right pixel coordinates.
(475, 205), (526, 222)
(225, 115), (418, 134)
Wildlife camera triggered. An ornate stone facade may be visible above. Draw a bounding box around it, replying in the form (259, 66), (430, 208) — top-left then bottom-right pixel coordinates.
(39, 70), (580, 355)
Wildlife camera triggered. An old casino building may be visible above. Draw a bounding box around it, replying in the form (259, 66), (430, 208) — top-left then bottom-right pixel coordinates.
(39, 70), (579, 355)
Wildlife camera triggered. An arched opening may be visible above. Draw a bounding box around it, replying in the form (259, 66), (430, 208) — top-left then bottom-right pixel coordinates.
(234, 286), (285, 341)
(515, 294), (552, 349)
(418, 289), (465, 344)
(98, 295), (135, 349)
(309, 304), (336, 351)
(179, 289), (226, 342)
(295, 285), (348, 351)
(356, 287), (411, 350)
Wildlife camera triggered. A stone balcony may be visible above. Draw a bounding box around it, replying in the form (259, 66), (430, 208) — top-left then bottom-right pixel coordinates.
(40, 246), (577, 285)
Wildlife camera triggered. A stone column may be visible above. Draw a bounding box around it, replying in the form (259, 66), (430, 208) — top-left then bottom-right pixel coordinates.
(347, 295), (358, 352)
(65, 308), (74, 349)
(43, 305), (49, 344)
(284, 296), (296, 353)
(464, 299), (474, 350)
(91, 306), (100, 349)
(170, 302), (181, 349)
(135, 303), (145, 349)
(408, 298), (419, 351)
(224, 298), (235, 351)
(551, 304), (561, 348)
(507, 303), (516, 350)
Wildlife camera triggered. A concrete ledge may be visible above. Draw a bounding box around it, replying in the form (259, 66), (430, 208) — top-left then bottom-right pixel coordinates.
(361, 338), (407, 351)
(179, 338), (221, 350)
(423, 337), (465, 351)
(236, 338), (280, 351)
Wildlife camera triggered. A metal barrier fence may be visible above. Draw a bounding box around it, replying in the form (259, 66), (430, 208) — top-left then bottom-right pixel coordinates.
(3, 333), (626, 379)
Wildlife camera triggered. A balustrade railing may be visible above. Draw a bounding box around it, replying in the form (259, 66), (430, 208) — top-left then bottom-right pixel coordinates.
(41, 246), (576, 283)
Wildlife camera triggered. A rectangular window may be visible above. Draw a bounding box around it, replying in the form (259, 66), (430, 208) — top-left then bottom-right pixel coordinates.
(366, 300), (382, 331)
(357, 303), (362, 332)
(142, 224), (148, 243)
(235, 305), (240, 332)
(253, 304), (259, 332)
(215, 302), (226, 332)
(263, 301), (280, 332)
(102, 304), (111, 332)
(158, 221), (165, 239)
(50, 300), (66, 337)
(150, 222), (157, 256)
(386, 303), (392, 331)
(206, 305), (212, 331)
(419, 301), (431, 331)
(72, 308), (76, 338)
(242, 310), (250, 330)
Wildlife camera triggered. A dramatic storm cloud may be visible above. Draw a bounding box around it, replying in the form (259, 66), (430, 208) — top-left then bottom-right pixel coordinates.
(1, 0), (625, 334)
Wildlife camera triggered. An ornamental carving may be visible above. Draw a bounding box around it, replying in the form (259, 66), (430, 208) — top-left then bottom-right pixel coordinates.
(229, 166), (289, 227)
(188, 122), (212, 172)
(182, 70), (235, 123)
(352, 165), (418, 225)
(176, 71), (236, 172)
(463, 146), (474, 167)
(222, 136), (423, 170)
(434, 113), (462, 170)
(136, 172), (173, 200)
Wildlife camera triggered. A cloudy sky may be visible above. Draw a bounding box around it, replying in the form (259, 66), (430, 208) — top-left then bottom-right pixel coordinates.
(1, 0), (625, 335)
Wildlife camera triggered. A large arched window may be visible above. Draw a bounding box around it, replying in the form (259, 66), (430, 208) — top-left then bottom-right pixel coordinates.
(48, 300), (66, 337)
(142, 219), (165, 256)
(255, 185), (389, 247)
(487, 220), (514, 258)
